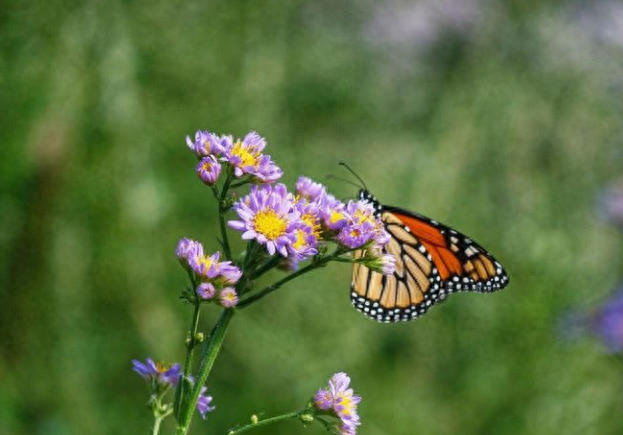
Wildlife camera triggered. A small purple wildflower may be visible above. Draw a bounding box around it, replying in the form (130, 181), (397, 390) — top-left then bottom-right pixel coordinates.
(196, 386), (216, 419)
(219, 287), (239, 308)
(218, 262), (242, 285)
(320, 195), (349, 231)
(224, 131), (282, 182)
(296, 176), (327, 201)
(314, 372), (361, 432)
(197, 282), (216, 300)
(337, 222), (375, 249)
(132, 358), (181, 387)
(288, 224), (319, 259)
(196, 155), (222, 186)
(189, 249), (222, 279)
(186, 130), (224, 158)
(176, 238), (202, 265)
(228, 183), (299, 256)
(366, 251), (396, 275)
(593, 288), (623, 353)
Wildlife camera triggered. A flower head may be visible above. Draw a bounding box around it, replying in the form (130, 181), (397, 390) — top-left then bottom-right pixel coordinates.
(288, 224), (319, 259)
(296, 176), (327, 201)
(219, 287), (239, 308)
(320, 195), (349, 231)
(189, 249), (222, 279)
(196, 386), (216, 419)
(314, 372), (361, 432)
(176, 238), (202, 266)
(186, 130), (225, 157)
(228, 183), (299, 256)
(218, 262), (242, 285)
(196, 155), (222, 185)
(132, 358), (181, 388)
(337, 222), (375, 249)
(593, 288), (623, 353)
(197, 282), (216, 300)
(224, 131), (282, 182)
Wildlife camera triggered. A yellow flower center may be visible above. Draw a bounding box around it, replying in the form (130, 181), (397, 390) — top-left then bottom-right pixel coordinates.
(196, 253), (213, 270)
(254, 209), (287, 240)
(232, 141), (260, 167)
(293, 229), (307, 250)
(302, 213), (322, 237)
(201, 161), (213, 171)
(329, 210), (345, 224)
(336, 393), (354, 416)
(155, 362), (168, 373)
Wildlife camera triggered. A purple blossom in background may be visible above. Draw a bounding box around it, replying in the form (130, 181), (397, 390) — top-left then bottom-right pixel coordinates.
(219, 287), (239, 308)
(593, 288), (623, 353)
(296, 176), (327, 201)
(224, 131), (282, 182)
(132, 358), (181, 387)
(600, 181), (623, 228)
(186, 130), (224, 158)
(228, 183), (299, 256)
(314, 372), (362, 433)
(196, 156), (222, 186)
(197, 282), (216, 300)
(196, 386), (216, 419)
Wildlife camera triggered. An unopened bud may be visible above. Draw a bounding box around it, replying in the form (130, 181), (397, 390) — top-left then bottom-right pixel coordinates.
(299, 413), (314, 424)
(250, 414), (259, 424)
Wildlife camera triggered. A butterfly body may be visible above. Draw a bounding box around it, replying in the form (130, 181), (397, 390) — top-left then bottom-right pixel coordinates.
(351, 190), (509, 323)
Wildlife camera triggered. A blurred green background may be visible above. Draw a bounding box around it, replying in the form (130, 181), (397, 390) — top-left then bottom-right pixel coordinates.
(3, 1), (623, 434)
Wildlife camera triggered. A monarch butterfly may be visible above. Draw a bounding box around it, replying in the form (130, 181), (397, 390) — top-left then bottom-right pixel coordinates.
(350, 188), (509, 323)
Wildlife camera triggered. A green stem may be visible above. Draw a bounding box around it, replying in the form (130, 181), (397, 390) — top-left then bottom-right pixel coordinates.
(152, 415), (164, 435)
(238, 250), (345, 308)
(218, 173), (233, 261)
(176, 309), (235, 435)
(227, 411), (303, 435)
(183, 301), (202, 374)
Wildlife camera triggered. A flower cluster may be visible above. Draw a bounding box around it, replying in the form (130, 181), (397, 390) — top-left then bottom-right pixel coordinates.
(314, 372), (362, 435)
(176, 239), (242, 307)
(186, 130), (282, 185)
(228, 176), (392, 273)
(133, 358), (215, 419)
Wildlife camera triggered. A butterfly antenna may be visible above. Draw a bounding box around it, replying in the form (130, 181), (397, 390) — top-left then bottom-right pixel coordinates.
(326, 174), (361, 189)
(339, 161), (368, 190)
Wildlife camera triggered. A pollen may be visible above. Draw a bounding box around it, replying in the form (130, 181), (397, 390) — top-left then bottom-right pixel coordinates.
(293, 229), (307, 250)
(231, 141), (260, 167)
(330, 210), (344, 224)
(254, 209), (287, 240)
(302, 213), (321, 237)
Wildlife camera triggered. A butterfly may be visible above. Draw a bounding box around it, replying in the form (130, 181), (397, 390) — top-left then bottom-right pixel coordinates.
(350, 189), (509, 323)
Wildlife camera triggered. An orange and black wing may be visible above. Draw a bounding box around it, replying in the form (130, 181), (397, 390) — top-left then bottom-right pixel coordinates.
(350, 206), (509, 323)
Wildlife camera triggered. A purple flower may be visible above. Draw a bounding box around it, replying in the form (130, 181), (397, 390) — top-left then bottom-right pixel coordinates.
(219, 287), (239, 308)
(288, 224), (318, 259)
(196, 386), (216, 419)
(228, 184), (299, 256)
(197, 282), (216, 300)
(295, 198), (323, 239)
(345, 200), (389, 247)
(186, 130), (224, 158)
(132, 358), (181, 387)
(224, 131), (282, 182)
(314, 373), (361, 429)
(368, 252), (396, 275)
(593, 288), (623, 353)
(337, 222), (375, 249)
(218, 262), (242, 285)
(189, 249), (221, 279)
(196, 155), (222, 185)
(176, 238), (202, 265)
(296, 176), (327, 201)
(320, 195), (349, 231)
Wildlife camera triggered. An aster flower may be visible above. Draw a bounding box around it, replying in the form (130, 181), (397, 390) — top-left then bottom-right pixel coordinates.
(314, 372), (361, 430)
(132, 358), (181, 388)
(295, 198), (323, 239)
(365, 251), (396, 275)
(320, 194), (349, 231)
(219, 287), (239, 308)
(189, 248), (222, 279)
(296, 176), (327, 201)
(176, 238), (202, 266)
(288, 224), (319, 260)
(197, 282), (216, 300)
(218, 262), (242, 285)
(196, 155), (222, 186)
(186, 130), (225, 158)
(228, 183), (299, 256)
(224, 131), (283, 182)
(593, 287), (623, 353)
(345, 200), (390, 247)
(337, 222), (375, 249)
(196, 386), (216, 419)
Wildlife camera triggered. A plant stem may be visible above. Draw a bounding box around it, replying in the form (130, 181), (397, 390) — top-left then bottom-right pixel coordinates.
(227, 411), (303, 435)
(183, 301), (202, 374)
(218, 172), (234, 261)
(153, 415), (164, 435)
(238, 250), (344, 308)
(176, 308), (235, 435)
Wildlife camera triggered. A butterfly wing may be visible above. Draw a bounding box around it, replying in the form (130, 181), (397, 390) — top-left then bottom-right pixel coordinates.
(350, 206), (509, 323)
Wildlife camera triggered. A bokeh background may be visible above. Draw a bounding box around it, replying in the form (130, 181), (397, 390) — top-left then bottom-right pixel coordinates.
(3, 1), (623, 434)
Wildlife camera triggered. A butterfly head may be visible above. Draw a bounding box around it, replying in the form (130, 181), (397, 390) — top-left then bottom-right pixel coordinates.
(358, 189), (383, 218)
